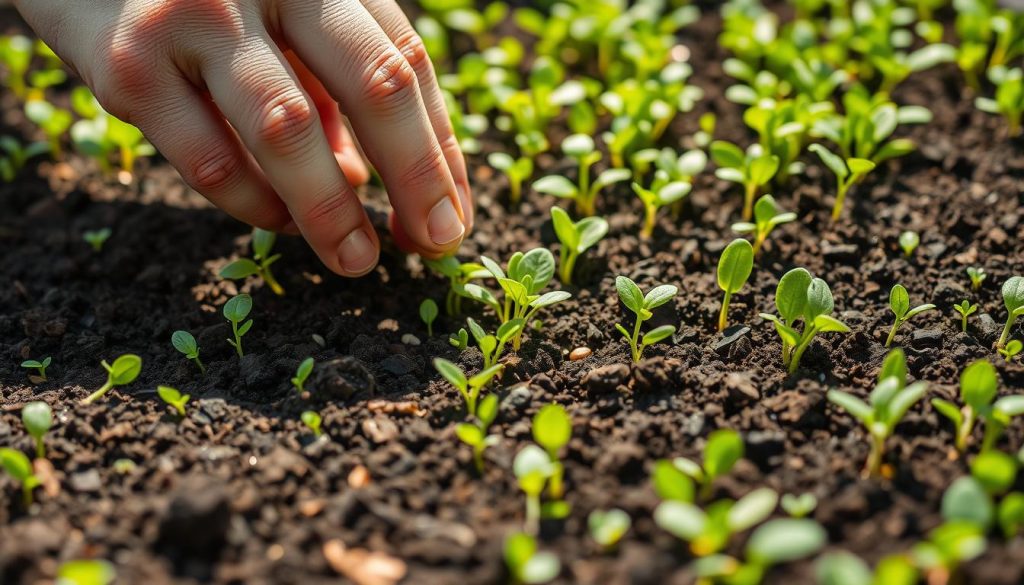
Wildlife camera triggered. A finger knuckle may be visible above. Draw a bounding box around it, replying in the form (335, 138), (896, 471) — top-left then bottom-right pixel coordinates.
(393, 30), (430, 76)
(360, 49), (418, 107)
(300, 188), (362, 230)
(253, 90), (319, 157)
(185, 146), (244, 193)
(400, 143), (447, 189)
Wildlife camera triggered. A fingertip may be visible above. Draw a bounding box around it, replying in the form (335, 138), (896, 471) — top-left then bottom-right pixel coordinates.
(389, 211), (461, 258)
(336, 151), (371, 186)
(336, 227), (380, 277)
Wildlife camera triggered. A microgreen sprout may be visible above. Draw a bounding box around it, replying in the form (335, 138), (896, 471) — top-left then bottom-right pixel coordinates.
(25, 100), (72, 158)
(533, 404), (571, 500)
(171, 330), (205, 374)
(455, 393), (499, 473)
(82, 354), (142, 405)
(693, 518), (826, 584)
(674, 429), (745, 501)
(655, 486), (778, 557)
(912, 521), (987, 580)
(291, 358), (314, 393)
(219, 228), (285, 296)
(716, 239), (754, 332)
(83, 228), (111, 252)
(730, 194), (797, 257)
(589, 508), (631, 551)
(504, 531), (560, 584)
(420, 299), (439, 336)
(1000, 340), (1023, 363)
(466, 317), (524, 369)
(157, 386), (190, 418)
(631, 180), (690, 239)
(301, 411), (322, 437)
(223, 294), (254, 358)
(513, 444), (557, 535)
(0, 447), (40, 507)
(0, 35), (32, 99)
(0, 135), (48, 182)
(976, 66), (1023, 137)
(780, 493), (818, 519)
(22, 401), (52, 459)
(967, 267), (987, 291)
(20, 356), (51, 381)
(449, 327), (469, 350)
(998, 276), (1024, 348)
(711, 141), (780, 221)
(488, 152), (534, 208)
(550, 207), (608, 285)
(424, 256), (490, 316)
(614, 276), (677, 362)
(954, 300), (977, 334)
(434, 358), (504, 417)
(533, 134), (632, 216)
(828, 349), (928, 476)
(933, 359), (1024, 452)
(56, 559), (117, 585)
(899, 231), (920, 258)
(760, 268), (850, 373)
(885, 284), (936, 347)
(809, 144), (876, 222)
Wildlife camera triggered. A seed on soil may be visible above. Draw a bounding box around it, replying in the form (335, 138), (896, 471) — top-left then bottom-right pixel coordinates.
(569, 347), (592, 361)
(348, 465), (371, 489)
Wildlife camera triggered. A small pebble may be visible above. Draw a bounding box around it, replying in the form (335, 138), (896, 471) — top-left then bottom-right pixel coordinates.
(569, 347), (592, 361)
(401, 333), (421, 346)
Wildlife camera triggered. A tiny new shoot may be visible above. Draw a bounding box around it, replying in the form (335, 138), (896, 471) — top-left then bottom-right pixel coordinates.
(533, 404), (571, 500)
(504, 532), (560, 585)
(455, 393), (499, 473)
(488, 152), (533, 208)
(219, 228), (285, 295)
(967, 267), (987, 291)
(82, 354), (142, 405)
(999, 340), (1023, 362)
(83, 228), (111, 252)
(20, 356), (51, 381)
(433, 358), (503, 418)
(674, 428), (745, 501)
(954, 300), (977, 333)
(420, 299), (439, 336)
(631, 181), (691, 239)
(223, 294), (254, 358)
(899, 231), (920, 258)
(760, 268), (850, 373)
(932, 359), (1024, 452)
(717, 239), (754, 332)
(301, 411), (323, 437)
(533, 134), (631, 216)
(809, 143), (876, 221)
(291, 357), (314, 393)
(513, 445), (557, 536)
(550, 207), (608, 285)
(885, 284), (936, 347)
(22, 401), (52, 459)
(0, 448), (40, 507)
(710, 141), (780, 221)
(614, 276), (677, 362)
(731, 194), (796, 257)
(780, 493), (818, 518)
(171, 330), (205, 374)
(157, 386), (190, 418)
(589, 509), (631, 551)
(655, 486), (779, 557)
(998, 276), (1024, 349)
(56, 559), (117, 585)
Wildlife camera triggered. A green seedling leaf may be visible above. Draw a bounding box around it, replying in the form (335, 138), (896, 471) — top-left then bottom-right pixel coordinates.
(291, 357), (314, 393)
(704, 429), (744, 482)
(82, 354), (142, 405)
(717, 238), (754, 331)
(301, 410), (323, 437)
(942, 476), (993, 529)
(56, 559), (116, 585)
(589, 509), (631, 549)
(746, 519), (827, 565)
(157, 386), (190, 418)
(533, 404), (571, 455)
(22, 401), (52, 459)
(420, 298), (439, 336)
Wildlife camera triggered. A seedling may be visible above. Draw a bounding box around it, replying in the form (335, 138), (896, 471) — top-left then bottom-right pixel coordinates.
(0, 135), (49, 182)
(424, 256), (490, 315)
(420, 299), (439, 336)
(550, 207), (608, 285)
(157, 386), (190, 418)
(82, 354), (142, 404)
(455, 393), (499, 473)
(631, 181), (690, 239)
(171, 330), (205, 374)
(20, 357), (51, 381)
(513, 444), (557, 535)
(533, 404), (571, 499)
(466, 317), (524, 369)
(815, 551), (919, 585)
(967, 267), (987, 291)
(999, 340), (1022, 362)
(954, 300), (977, 333)
(533, 134), (632, 216)
(83, 228), (111, 252)
(691, 518), (827, 584)
(614, 276), (677, 362)
(504, 532), (560, 584)
(589, 508), (631, 550)
(899, 231), (920, 258)
(0, 35), (32, 98)
(710, 141), (780, 221)
(716, 239), (754, 332)
(56, 559), (117, 585)
(0, 448), (40, 506)
(730, 194), (797, 257)
(998, 276), (1024, 348)
(25, 100), (72, 158)
(301, 411), (322, 437)
(655, 487), (778, 556)
(673, 429), (745, 501)
(976, 66), (1024, 137)
(22, 401), (52, 459)
(912, 521), (987, 581)
(223, 294), (254, 357)
(488, 152), (534, 207)
(780, 493), (818, 518)
(827, 352), (928, 476)
(809, 143), (876, 221)
(219, 228), (285, 296)
(433, 358), (504, 417)
(449, 327), (469, 350)
(760, 268), (850, 373)
(933, 359), (1024, 452)
(885, 284), (936, 347)
(291, 358), (314, 393)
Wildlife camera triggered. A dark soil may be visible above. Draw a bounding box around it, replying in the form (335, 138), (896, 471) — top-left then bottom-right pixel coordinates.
(3, 4), (1024, 585)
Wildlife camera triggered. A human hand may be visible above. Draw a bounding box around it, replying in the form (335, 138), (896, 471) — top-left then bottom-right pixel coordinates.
(15, 0), (473, 276)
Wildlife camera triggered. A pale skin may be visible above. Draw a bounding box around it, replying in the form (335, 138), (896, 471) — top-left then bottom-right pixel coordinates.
(14, 0), (474, 276)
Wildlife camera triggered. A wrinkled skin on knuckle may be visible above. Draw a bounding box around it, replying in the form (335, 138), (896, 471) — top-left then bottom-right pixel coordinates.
(248, 86), (320, 158)
(359, 49), (419, 110)
(397, 143), (447, 191)
(185, 144), (244, 194)
(299, 189), (362, 231)
(392, 30), (431, 78)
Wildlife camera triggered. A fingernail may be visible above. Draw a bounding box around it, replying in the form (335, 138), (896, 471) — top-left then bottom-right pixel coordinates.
(337, 228), (378, 275)
(427, 196), (465, 246)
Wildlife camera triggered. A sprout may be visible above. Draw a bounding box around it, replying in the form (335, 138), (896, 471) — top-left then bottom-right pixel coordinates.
(301, 411), (322, 437)
(533, 134), (631, 216)
(449, 328), (469, 350)
(999, 340), (1022, 362)
(83, 228), (112, 252)
(815, 551), (919, 585)
(82, 354), (143, 405)
(433, 358), (504, 417)
(0, 447), (40, 506)
(809, 143), (876, 222)
(25, 100), (72, 158)
(655, 487), (778, 557)
(614, 276), (678, 362)
(998, 276), (1024, 348)
(488, 152), (534, 208)
(0, 35), (32, 98)
(710, 140), (780, 221)
(976, 66), (1023, 137)
(455, 393), (499, 473)
(56, 559), (117, 585)
(171, 331), (205, 374)
(933, 359), (1024, 452)
(885, 284), (936, 347)
(588, 509), (631, 550)
(513, 445), (558, 535)
(760, 268), (850, 374)
(911, 521), (987, 580)
(223, 294), (254, 357)
(827, 350), (928, 476)
(898, 231), (920, 258)
(550, 207), (608, 285)
(730, 195), (797, 257)
(0, 135), (49, 182)
(692, 518), (826, 582)
(631, 181), (690, 239)
(716, 239), (754, 332)
(424, 256), (490, 316)
(22, 401), (52, 459)
(157, 386), (190, 418)
(954, 300), (977, 333)
(20, 356), (51, 381)
(503, 532), (560, 584)
(219, 228), (285, 296)
(419, 299), (439, 336)
(466, 317), (524, 369)
(673, 429), (745, 501)
(533, 404), (571, 500)
(967, 266), (987, 291)
(780, 493), (817, 519)
(291, 358), (314, 393)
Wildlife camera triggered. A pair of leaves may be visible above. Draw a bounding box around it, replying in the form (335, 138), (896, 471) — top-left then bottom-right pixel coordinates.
(615, 276), (677, 318)
(631, 181), (692, 207)
(731, 195), (797, 235)
(889, 284), (936, 322)
(550, 207), (608, 254)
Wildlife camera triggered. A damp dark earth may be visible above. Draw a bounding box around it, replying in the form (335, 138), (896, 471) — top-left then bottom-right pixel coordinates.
(2, 1), (1024, 584)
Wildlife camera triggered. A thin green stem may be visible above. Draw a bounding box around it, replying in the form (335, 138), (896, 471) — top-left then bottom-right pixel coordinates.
(718, 292), (732, 332)
(82, 381), (113, 405)
(261, 265), (285, 296)
(631, 318), (643, 362)
(885, 320), (900, 347)
(35, 438), (44, 460)
(192, 357), (206, 375)
(998, 317), (1016, 349)
(832, 182), (849, 221)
